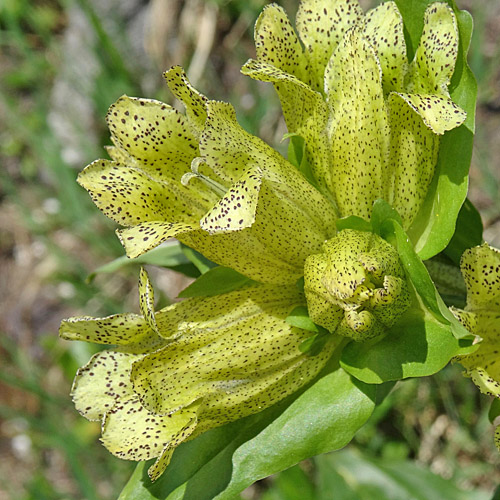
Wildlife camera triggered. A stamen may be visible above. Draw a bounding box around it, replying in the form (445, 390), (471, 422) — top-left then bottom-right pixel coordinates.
(181, 157), (227, 197)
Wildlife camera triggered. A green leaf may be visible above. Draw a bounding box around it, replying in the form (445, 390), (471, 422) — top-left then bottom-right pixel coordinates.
(404, 1), (477, 260)
(118, 364), (378, 500)
(371, 199), (403, 236)
(444, 198), (484, 265)
(336, 216), (372, 233)
(286, 306), (318, 332)
(382, 219), (471, 339)
(180, 244), (217, 274)
(315, 448), (490, 500)
(489, 398), (500, 425)
(261, 465), (315, 500)
(406, 126), (473, 261)
(340, 309), (475, 384)
(285, 133), (319, 188)
(177, 266), (256, 298)
(394, 0), (429, 62)
(86, 242), (196, 282)
(285, 133), (304, 169)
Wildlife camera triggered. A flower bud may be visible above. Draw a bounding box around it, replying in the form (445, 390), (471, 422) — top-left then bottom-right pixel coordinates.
(304, 229), (410, 341)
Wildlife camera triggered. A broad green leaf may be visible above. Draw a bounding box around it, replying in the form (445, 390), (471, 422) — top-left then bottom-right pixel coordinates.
(444, 198), (484, 265)
(402, 0), (477, 260)
(87, 242), (196, 282)
(340, 309), (475, 384)
(286, 306), (318, 332)
(315, 448), (490, 500)
(261, 464), (316, 500)
(371, 199), (403, 236)
(406, 125), (473, 260)
(382, 218), (471, 339)
(180, 244), (217, 274)
(286, 307), (337, 356)
(118, 364), (378, 500)
(177, 266), (256, 298)
(336, 216), (372, 233)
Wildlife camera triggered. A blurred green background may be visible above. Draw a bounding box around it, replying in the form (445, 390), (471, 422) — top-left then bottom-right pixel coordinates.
(1, 0), (499, 498)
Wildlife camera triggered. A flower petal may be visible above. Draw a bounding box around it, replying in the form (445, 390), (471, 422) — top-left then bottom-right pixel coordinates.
(200, 100), (271, 185)
(326, 27), (390, 220)
(392, 93), (466, 135)
(118, 221), (198, 259)
(453, 245), (500, 398)
(363, 1), (406, 93)
(457, 342), (500, 398)
(139, 267), (159, 334)
(101, 398), (199, 462)
(304, 253), (344, 332)
(199, 100), (337, 235)
(407, 3), (458, 95)
(296, 0), (362, 91)
(386, 94), (439, 228)
(241, 60), (331, 195)
(71, 350), (137, 421)
(252, 4), (308, 84)
(304, 230), (409, 340)
(163, 66), (208, 137)
(104, 138), (137, 165)
(460, 243), (500, 311)
(59, 313), (165, 352)
(200, 166), (263, 234)
(147, 416), (199, 481)
(106, 96), (198, 181)
(180, 229), (301, 284)
(78, 161), (212, 227)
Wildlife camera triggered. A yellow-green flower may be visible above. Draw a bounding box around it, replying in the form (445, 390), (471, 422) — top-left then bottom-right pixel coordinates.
(242, 0), (466, 226)
(62, 0), (467, 481)
(61, 270), (342, 480)
(79, 67), (337, 285)
(452, 244), (500, 449)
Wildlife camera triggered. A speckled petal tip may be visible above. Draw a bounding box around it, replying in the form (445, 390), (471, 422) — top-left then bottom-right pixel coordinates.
(363, 1), (406, 92)
(408, 2), (459, 95)
(296, 0), (362, 91)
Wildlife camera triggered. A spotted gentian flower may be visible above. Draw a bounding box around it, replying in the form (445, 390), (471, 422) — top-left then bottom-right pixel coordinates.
(62, 0), (468, 481)
(79, 67), (337, 285)
(61, 269), (343, 479)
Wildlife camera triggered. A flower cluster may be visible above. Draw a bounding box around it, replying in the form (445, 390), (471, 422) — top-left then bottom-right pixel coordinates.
(60, 0), (497, 483)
